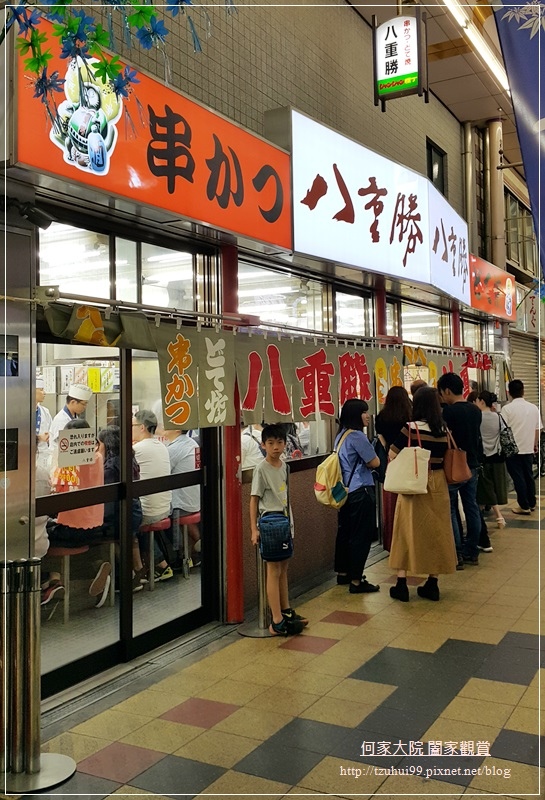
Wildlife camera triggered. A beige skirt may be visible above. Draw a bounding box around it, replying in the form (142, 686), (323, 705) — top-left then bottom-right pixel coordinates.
(388, 469), (457, 575)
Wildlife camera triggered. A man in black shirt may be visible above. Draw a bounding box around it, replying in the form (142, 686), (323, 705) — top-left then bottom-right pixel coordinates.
(437, 372), (483, 566)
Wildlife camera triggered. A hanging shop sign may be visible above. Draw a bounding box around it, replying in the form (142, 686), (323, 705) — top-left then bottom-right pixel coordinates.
(13, 20), (292, 250)
(469, 255), (516, 323)
(291, 111), (470, 306)
(372, 11), (429, 111)
(43, 303), (489, 426)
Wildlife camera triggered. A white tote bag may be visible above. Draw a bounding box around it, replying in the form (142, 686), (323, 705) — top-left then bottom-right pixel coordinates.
(383, 423), (430, 495)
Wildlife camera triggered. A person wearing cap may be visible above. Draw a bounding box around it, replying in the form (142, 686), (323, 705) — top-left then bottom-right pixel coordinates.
(132, 409), (173, 582)
(49, 383), (93, 449)
(36, 377), (53, 471)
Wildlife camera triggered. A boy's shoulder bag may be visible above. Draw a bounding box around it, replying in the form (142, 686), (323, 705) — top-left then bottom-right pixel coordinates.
(259, 464), (293, 562)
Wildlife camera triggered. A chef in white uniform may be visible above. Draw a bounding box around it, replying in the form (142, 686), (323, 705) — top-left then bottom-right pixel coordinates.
(49, 382), (93, 449)
(35, 377), (53, 469)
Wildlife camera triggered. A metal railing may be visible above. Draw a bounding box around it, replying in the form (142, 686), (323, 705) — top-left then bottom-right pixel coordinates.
(1, 559), (76, 793)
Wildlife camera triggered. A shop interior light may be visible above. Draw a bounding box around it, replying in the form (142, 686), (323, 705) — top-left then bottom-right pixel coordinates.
(238, 286), (298, 297)
(442, 0), (510, 92)
(146, 252), (193, 263)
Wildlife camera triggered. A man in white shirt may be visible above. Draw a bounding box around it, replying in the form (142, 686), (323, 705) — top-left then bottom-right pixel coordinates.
(133, 409), (173, 580)
(501, 379), (542, 514)
(163, 429), (201, 568)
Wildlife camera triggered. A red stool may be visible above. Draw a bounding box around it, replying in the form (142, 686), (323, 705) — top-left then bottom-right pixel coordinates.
(46, 545), (90, 623)
(171, 512), (201, 579)
(139, 518), (171, 590)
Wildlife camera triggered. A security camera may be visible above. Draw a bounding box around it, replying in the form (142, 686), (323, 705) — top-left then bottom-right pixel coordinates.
(18, 202), (55, 230)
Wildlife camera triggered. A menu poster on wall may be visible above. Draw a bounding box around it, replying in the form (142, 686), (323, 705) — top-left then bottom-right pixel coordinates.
(469, 255), (516, 322)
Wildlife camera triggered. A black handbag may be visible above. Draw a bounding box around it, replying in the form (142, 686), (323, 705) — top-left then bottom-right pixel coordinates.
(259, 465), (293, 562)
(371, 434), (388, 483)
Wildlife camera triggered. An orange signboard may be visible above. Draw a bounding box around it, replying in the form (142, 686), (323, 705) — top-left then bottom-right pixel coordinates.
(469, 254), (516, 322)
(15, 25), (291, 250)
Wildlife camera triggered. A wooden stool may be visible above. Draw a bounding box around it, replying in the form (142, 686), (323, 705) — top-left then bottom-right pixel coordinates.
(46, 545), (90, 624)
(139, 518), (171, 590)
(171, 512), (201, 579)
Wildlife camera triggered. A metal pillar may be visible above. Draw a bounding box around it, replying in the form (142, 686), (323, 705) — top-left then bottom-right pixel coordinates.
(238, 548), (271, 638)
(1, 559), (76, 794)
(487, 118), (506, 268)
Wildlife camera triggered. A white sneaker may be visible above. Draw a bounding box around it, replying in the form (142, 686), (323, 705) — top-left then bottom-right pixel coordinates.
(478, 545), (493, 553)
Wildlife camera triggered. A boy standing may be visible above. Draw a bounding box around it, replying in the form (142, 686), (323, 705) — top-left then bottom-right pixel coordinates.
(250, 424), (307, 636)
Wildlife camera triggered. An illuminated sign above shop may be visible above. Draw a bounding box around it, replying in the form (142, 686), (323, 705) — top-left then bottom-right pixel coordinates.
(13, 21), (292, 251)
(469, 254), (516, 323)
(372, 12), (429, 111)
(291, 110), (469, 305)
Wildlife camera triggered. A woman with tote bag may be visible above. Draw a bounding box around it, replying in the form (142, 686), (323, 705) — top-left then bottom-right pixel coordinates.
(388, 387), (457, 602)
(475, 390), (508, 529)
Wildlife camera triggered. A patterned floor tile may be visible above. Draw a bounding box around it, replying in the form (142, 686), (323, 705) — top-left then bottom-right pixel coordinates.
(321, 610), (372, 626)
(475, 649), (539, 686)
(160, 697), (239, 728)
(440, 696), (516, 728)
(246, 685), (320, 716)
(266, 717), (351, 756)
(201, 769), (290, 796)
(194, 676), (265, 705)
(279, 634), (338, 654)
(233, 739), (325, 785)
(129, 754), (225, 798)
(41, 732), (110, 762)
(467, 758), (542, 797)
(173, 729), (261, 768)
(25, 771), (120, 800)
(378, 774), (466, 796)
(490, 729), (543, 766)
(297, 754), (384, 795)
(111, 689), (185, 718)
(229, 661), (292, 686)
(398, 753), (486, 787)
(458, 678), (526, 705)
(77, 741), (165, 783)
(119, 718), (202, 753)
(299, 695), (375, 728)
(285, 668), (343, 696)
(212, 706), (292, 740)
(358, 704), (439, 741)
(421, 717), (502, 752)
(325, 678), (396, 707)
(70, 710), (149, 741)
(504, 704), (542, 736)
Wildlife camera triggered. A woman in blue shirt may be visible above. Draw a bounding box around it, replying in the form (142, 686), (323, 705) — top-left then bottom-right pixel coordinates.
(335, 399), (381, 593)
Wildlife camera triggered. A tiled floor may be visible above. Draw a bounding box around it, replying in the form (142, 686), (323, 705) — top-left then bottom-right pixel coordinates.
(34, 496), (543, 798)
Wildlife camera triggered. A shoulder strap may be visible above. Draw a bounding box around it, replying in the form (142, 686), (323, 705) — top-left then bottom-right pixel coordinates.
(334, 429), (353, 453)
(445, 427), (458, 450)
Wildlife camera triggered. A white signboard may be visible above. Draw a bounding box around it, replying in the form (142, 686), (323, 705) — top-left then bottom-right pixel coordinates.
(57, 430), (96, 467)
(375, 16), (419, 98)
(292, 110), (471, 306)
(428, 183), (470, 305)
(292, 110), (431, 285)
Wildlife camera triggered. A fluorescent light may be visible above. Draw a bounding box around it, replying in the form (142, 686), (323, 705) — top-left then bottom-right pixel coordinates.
(402, 322), (440, 329)
(238, 286), (297, 297)
(146, 252), (193, 263)
(443, 0), (510, 93)
(239, 303), (291, 313)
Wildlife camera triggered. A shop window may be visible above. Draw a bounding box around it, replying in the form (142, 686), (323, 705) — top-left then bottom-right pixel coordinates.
(426, 139), (447, 197)
(39, 223), (110, 298)
(386, 302), (399, 337)
(505, 192), (538, 275)
(141, 244), (194, 310)
(335, 292), (372, 336)
(116, 238), (138, 303)
(237, 263), (323, 331)
(461, 320), (483, 351)
(400, 304), (447, 347)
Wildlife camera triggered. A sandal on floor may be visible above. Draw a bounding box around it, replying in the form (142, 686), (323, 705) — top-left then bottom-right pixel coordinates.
(496, 517), (506, 529)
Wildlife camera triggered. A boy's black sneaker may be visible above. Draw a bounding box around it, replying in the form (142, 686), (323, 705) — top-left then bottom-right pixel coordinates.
(269, 618), (304, 636)
(282, 607), (309, 627)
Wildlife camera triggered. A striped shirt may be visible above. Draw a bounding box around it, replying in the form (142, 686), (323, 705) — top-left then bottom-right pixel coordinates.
(390, 422), (448, 471)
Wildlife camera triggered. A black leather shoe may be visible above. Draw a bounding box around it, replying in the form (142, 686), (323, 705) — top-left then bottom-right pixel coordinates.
(417, 582), (440, 601)
(349, 579), (379, 593)
(389, 583), (409, 602)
